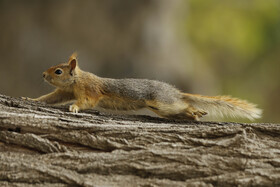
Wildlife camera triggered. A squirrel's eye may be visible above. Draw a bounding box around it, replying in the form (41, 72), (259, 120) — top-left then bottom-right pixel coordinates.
(55, 69), (63, 75)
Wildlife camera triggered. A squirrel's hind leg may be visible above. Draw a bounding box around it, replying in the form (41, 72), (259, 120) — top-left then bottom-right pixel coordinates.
(184, 106), (208, 121)
(146, 101), (207, 121)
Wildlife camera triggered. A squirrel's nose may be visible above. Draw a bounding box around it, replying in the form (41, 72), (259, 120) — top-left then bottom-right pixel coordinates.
(43, 72), (46, 78)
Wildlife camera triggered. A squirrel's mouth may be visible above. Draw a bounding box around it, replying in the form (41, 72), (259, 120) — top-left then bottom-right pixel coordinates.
(43, 76), (55, 86)
(43, 76), (51, 83)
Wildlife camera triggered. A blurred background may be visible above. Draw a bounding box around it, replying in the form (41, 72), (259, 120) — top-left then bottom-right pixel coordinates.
(0, 0), (279, 122)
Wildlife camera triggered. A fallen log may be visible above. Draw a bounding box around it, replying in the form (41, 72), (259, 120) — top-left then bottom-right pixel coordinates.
(0, 94), (279, 186)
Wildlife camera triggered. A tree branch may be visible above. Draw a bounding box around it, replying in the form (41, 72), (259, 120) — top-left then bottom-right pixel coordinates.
(0, 94), (279, 186)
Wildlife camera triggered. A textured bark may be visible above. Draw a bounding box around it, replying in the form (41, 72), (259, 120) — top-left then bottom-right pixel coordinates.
(0, 94), (279, 187)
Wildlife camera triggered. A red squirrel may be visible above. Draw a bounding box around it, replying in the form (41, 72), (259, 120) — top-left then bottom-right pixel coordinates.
(27, 53), (262, 121)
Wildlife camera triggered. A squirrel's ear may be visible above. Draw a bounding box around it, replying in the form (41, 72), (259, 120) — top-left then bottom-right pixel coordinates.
(68, 52), (78, 74)
(69, 59), (77, 72)
(69, 52), (78, 62)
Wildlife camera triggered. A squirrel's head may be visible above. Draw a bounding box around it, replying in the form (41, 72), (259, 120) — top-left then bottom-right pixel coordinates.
(43, 52), (79, 88)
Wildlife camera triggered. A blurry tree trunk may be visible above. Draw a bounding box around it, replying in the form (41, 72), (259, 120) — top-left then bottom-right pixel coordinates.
(0, 94), (279, 186)
(0, 0), (191, 99)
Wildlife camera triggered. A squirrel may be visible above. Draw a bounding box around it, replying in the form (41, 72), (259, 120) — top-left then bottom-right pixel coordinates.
(27, 53), (262, 121)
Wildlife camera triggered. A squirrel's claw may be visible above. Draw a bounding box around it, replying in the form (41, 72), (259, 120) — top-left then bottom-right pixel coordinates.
(69, 104), (79, 113)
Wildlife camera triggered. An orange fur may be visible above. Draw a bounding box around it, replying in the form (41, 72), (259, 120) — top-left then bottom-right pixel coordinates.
(68, 52), (78, 62)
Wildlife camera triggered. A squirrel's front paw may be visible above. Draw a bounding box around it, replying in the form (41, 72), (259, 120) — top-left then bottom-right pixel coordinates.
(69, 104), (79, 113)
(21, 97), (35, 101)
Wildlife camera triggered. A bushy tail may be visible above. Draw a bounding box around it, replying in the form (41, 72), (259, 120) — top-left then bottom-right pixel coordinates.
(183, 93), (262, 121)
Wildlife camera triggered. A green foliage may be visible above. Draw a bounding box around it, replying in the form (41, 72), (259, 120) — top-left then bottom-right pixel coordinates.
(184, 0), (280, 122)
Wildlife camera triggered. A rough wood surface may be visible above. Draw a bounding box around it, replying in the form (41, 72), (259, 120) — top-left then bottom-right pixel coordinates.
(0, 94), (279, 187)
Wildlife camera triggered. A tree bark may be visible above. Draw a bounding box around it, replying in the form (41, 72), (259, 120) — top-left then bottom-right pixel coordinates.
(0, 94), (279, 186)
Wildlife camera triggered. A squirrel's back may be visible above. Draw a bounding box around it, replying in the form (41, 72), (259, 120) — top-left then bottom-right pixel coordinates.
(97, 78), (183, 111)
(101, 78), (182, 103)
